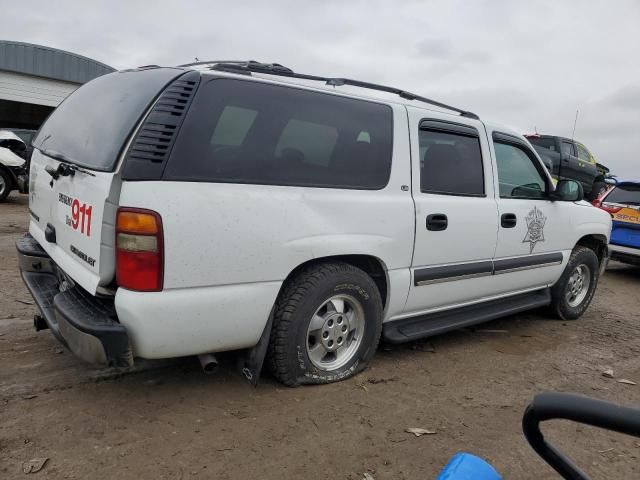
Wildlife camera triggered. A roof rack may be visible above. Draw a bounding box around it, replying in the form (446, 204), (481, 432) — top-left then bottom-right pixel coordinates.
(199, 60), (479, 120)
(176, 60), (248, 68)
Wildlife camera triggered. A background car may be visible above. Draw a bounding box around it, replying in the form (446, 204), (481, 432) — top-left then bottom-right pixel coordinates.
(0, 130), (29, 201)
(525, 134), (608, 202)
(593, 180), (640, 265)
(5, 128), (37, 159)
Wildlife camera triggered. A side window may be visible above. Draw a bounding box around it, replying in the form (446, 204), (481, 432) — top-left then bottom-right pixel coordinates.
(419, 128), (485, 196)
(528, 137), (556, 152)
(561, 141), (576, 157)
(494, 142), (547, 199)
(274, 119), (338, 167)
(576, 144), (592, 163)
(211, 106), (257, 146)
(164, 79), (393, 189)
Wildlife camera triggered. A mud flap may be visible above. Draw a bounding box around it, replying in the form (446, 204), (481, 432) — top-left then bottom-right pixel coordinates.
(241, 307), (274, 386)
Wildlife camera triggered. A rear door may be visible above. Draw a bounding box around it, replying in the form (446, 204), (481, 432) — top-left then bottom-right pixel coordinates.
(28, 68), (184, 294)
(559, 140), (579, 182)
(403, 109), (500, 315)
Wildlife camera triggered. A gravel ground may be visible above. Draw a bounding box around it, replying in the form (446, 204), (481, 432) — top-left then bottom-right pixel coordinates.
(1, 192), (639, 479)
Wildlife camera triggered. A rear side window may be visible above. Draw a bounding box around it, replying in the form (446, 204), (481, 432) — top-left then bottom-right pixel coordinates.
(528, 137), (557, 152)
(419, 127), (485, 196)
(561, 141), (576, 157)
(605, 185), (640, 205)
(164, 79), (393, 189)
(210, 106), (257, 146)
(33, 68), (181, 171)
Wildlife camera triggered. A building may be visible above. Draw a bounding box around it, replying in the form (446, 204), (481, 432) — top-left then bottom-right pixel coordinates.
(0, 40), (115, 129)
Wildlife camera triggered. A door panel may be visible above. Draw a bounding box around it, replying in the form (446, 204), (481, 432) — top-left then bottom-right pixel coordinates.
(489, 130), (574, 294)
(403, 108), (500, 315)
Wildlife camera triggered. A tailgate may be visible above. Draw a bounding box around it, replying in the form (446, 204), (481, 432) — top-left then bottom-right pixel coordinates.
(27, 67), (186, 294)
(29, 149), (119, 293)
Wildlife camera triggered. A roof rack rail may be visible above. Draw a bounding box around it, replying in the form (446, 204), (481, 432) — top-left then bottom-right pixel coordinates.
(206, 61), (479, 120)
(177, 60), (247, 68)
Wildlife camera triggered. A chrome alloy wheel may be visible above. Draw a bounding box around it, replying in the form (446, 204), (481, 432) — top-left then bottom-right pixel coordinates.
(0, 174), (6, 197)
(306, 294), (365, 371)
(566, 264), (591, 308)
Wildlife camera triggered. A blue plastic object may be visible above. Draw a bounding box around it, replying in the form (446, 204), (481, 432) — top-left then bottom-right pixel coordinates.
(436, 452), (501, 480)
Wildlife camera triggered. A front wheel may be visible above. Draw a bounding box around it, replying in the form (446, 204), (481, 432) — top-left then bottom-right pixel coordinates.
(267, 262), (383, 386)
(549, 246), (600, 320)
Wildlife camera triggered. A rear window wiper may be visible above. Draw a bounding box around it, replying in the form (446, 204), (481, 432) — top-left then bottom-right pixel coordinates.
(39, 148), (96, 180)
(38, 152), (96, 188)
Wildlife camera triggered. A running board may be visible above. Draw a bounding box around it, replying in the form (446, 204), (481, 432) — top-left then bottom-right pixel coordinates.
(383, 289), (551, 344)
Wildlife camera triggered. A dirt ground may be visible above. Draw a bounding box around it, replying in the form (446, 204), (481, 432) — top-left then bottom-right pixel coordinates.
(1, 192), (639, 480)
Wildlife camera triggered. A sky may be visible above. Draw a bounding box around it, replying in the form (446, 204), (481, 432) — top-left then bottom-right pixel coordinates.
(3, 0), (639, 178)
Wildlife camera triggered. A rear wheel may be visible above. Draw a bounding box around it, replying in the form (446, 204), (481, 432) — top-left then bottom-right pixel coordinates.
(268, 262), (383, 386)
(550, 246), (599, 320)
(0, 168), (12, 202)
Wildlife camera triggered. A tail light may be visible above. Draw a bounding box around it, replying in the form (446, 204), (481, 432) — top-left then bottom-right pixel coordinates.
(116, 208), (163, 291)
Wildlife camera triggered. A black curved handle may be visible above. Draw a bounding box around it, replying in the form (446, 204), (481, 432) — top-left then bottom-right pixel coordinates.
(426, 214), (448, 231)
(522, 392), (640, 480)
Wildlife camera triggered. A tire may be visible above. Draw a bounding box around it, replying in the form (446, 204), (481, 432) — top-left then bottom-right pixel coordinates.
(268, 262), (383, 386)
(549, 246), (600, 320)
(0, 168), (12, 202)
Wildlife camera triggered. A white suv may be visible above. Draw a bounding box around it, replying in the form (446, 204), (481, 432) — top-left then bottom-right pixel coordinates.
(17, 61), (611, 386)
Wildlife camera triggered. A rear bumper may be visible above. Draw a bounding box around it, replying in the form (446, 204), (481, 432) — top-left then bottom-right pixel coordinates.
(16, 234), (132, 367)
(609, 243), (640, 265)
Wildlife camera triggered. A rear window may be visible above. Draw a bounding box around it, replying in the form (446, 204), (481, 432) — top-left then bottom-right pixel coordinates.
(164, 79), (393, 189)
(605, 185), (640, 205)
(33, 68), (182, 172)
(528, 137), (557, 152)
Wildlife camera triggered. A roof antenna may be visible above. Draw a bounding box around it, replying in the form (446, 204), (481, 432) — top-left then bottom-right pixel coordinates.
(571, 109), (579, 141)
(534, 125), (538, 134)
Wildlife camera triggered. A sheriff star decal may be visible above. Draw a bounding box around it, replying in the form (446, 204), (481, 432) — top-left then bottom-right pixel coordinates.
(523, 206), (547, 253)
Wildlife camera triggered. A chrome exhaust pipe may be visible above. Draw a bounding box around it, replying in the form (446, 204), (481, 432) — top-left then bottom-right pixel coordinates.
(198, 353), (219, 374)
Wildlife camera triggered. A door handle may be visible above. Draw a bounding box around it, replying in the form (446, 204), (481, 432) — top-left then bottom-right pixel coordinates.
(426, 214), (448, 231)
(501, 213), (517, 228)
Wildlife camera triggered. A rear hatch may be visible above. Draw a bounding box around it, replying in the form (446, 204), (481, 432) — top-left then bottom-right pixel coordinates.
(602, 183), (640, 249)
(29, 67), (185, 294)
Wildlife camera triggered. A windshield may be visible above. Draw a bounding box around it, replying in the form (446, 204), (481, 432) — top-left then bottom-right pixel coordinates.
(605, 184), (640, 205)
(33, 68), (183, 172)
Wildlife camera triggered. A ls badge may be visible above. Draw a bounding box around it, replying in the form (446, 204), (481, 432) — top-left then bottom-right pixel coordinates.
(523, 206), (547, 253)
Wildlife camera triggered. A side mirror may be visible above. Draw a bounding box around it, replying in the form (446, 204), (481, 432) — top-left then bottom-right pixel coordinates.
(552, 179), (584, 202)
(541, 156), (553, 171)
